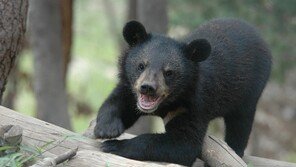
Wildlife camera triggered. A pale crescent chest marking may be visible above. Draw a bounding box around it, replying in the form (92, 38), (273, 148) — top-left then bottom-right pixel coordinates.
(163, 107), (185, 125)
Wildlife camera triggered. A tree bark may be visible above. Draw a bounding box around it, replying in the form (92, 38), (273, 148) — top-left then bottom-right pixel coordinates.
(2, 63), (18, 109)
(127, 0), (138, 21)
(0, 0), (28, 104)
(127, 0), (168, 135)
(61, 0), (73, 79)
(29, 0), (72, 130)
(137, 0), (168, 33)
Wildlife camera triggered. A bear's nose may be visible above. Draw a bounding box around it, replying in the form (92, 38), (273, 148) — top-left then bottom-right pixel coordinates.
(140, 84), (156, 95)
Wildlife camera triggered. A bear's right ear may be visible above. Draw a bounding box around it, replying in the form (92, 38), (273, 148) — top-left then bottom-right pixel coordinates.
(123, 21), (148, 46)
(184, 39), (211, 62)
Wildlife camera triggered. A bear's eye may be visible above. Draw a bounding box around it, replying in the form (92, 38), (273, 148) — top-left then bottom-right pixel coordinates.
(164, 70), (173, 77)
(137, 63), (145, 72)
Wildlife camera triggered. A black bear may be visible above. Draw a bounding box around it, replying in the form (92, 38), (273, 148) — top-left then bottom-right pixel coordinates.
(94, 19), (272, 166)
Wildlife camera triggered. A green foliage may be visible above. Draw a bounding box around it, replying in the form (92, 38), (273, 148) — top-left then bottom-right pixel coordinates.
(0, 135), (76, 167)
(14, 50), (35, 117)
(0, 152), (23, 167)
(0, 145), (37, 167)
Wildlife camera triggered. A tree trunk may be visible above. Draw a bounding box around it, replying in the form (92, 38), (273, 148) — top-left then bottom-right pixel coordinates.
(127, 0), (138, 21)
(2, 63), (19, 109)
(29, 0), (72, 130)
(127, 0), (168, 135)
(61, 0), (73, 79)
(137, 0), (168, 33)
(0, 0), (28, 104)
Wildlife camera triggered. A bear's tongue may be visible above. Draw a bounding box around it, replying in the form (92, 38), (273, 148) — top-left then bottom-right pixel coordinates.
(139, 94), (159, 110)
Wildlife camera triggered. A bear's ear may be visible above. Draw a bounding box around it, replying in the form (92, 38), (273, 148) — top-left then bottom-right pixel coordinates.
(123, 21), (148, 46)
(185, 39), (211, 62)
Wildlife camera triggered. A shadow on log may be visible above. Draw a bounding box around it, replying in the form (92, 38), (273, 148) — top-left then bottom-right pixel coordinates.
(0, 106), (295, 167)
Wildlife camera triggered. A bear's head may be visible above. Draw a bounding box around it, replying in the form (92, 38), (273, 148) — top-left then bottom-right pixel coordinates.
(122, 21), (211, 113)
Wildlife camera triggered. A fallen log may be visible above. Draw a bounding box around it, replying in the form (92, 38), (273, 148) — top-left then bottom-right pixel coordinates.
(0, 106), (295, 167)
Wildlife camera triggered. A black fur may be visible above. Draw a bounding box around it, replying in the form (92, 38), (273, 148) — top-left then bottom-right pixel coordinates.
(185, 39), (211, 62)
(94, 19), (272, 166)
(123, 21), (148, 46)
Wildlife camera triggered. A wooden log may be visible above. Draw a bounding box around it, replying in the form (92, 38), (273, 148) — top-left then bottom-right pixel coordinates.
(0, 106), (179, 167)
(0, 106), (295, 167)
(201, 135), (247, 167)
(243, 156), (296, 167)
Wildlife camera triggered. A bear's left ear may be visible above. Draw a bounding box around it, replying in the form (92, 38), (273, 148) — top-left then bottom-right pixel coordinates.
(185, 39), (211, 62)
(123, 21), (148, 46)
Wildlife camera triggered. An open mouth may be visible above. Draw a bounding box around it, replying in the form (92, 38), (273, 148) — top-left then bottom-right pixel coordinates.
(137, 94), (163, 113)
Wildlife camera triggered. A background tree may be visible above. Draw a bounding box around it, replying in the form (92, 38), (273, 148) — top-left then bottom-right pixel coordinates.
(29, 0), (72, 130)
(0, 0), (28, 104)
(127, 0), (138, 21)
(137, 0), (168, 33)
(61, 0), (73, 79)
(2, 65), (18, 108)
